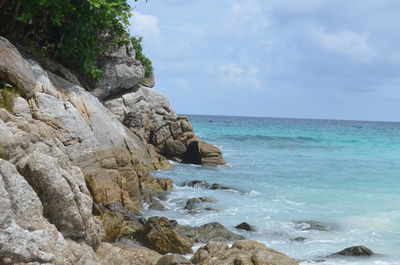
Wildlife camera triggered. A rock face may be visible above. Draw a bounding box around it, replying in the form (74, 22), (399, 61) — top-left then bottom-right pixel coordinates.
(0, 159), (100, 265)
(329, 246), (374, 257)
(95, 41), (145, 100)
(0, 37), (35, 98)
(191, 240), (299, 265)
(105, 85), (226, 166)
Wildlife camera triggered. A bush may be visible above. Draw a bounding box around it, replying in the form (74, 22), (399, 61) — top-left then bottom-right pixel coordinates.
(131, 36), (153, 78)
(0, 0), (144, 82)
(0, 86), (18, 112)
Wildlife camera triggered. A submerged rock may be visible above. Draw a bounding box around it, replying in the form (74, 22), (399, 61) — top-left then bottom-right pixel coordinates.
(191, 240), (299, 265)
(184, 180), (210, 189)
(185, 198), (202, 210)
(329, 245), (374, 257)
(293, 220), (336, 231)
(292, 237), (308, 242)
(235, 222), (256, 232)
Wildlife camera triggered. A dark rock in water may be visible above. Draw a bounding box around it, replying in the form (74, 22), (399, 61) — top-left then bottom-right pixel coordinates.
(204, 207), (217, 211)
(235, 222), (256, 232)
(329, 245), (374, 257)
(293, 220), (336, 231)
(149, 200), (165, 211)
(184, 180), (210, 189)
(185, 198), (202, 210)
(178, 222), (245, 243)
(157, 254), (193, 265)
(209, 183), (232, 190)
(292, 237), (308, 242)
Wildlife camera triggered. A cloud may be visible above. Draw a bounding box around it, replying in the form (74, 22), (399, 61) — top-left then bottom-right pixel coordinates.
(217, 63), (261, 89)
(131, 12), (160, 40)
(311, 28), (375, 60)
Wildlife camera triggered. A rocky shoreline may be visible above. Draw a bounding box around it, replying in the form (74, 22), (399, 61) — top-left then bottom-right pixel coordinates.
(0, 36), (375, 264)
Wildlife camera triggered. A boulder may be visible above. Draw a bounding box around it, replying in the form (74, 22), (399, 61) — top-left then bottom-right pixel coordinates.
(97, 211), (143, 242)
(95, 42), (145, 100)
(184, 141), (226, 166)
(0, 37), (35, 99)
(329, 245), (374, 257)
(292, 237), (308, 242)
(162, 139), (187, 158)
(157, 254), (192, 265)
(96, 242), (162, 265)
(136, 217), (193, 255)
(235, 222), (256, 232)
(191, 240), (299, 265)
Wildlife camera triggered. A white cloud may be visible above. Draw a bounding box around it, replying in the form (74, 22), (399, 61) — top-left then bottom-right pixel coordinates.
(218, 63), (261, 89)
(312, 28), (375, 60)
(131, 12), (160, 40)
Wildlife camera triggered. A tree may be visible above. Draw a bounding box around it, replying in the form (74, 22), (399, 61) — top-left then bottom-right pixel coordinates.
(0, 0), (143, 82)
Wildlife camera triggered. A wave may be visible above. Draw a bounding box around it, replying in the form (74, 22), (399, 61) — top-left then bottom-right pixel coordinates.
(216, 134), (321, 143)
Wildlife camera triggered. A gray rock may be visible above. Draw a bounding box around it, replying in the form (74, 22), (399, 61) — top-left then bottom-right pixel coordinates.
(329, 245), (374, 257)
(0, 37), (35, 99)
(293, 237), (308, 242)
(293, 220), (336, 231)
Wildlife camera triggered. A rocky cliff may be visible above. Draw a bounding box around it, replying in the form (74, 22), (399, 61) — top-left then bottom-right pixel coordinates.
(0, 36), (297, 265)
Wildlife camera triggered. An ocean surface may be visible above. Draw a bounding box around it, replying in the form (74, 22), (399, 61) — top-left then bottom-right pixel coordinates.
(146, 115), (400, 264)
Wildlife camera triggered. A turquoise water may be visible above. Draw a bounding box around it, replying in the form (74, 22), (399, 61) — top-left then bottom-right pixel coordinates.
(148, 115), (400, 264)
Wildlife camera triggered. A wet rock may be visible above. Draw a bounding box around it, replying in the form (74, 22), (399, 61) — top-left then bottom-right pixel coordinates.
(293, 220), (336, 231)
(178, 222), (244, 243)
(184, 180), (209, 189)
(149, 200), (166, 211)
(191, 240), (299, 265)
(235, 222), (256, 232)
(329, 245), (374, 257)
(96, 242), (162, 265)
(292, 237), (308, 242)
(185, 198), (202, 210)
(0, 37), (35, 99)
(157, 254), (193, 265)
(136, 217), (193, 255)
(209, 183), (233, 190)
(199, 197), (215, 203)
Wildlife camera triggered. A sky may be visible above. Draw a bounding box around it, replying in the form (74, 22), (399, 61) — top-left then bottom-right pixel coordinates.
(128, 0), (400, 121)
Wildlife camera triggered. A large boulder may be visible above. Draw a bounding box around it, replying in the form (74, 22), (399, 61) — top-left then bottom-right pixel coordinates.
(0, 37), (36, 99)
(157, 254), (192, 265)
(135, 217), (193, 255)
(191, 240), (299, 265)
(95, 42), (145, 100)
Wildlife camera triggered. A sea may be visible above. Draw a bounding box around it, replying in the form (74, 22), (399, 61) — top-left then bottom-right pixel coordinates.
(145, 115), (400, 264)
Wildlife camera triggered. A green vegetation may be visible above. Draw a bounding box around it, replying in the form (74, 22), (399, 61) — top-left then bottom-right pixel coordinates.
(0, 86), (18, 112)
(0, 0), (146, 82)
(131, 36), (153, 78)
(0, 144), (9, 160)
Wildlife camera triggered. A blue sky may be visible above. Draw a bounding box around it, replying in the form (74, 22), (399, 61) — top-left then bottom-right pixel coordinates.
(129, 0), (400, 121)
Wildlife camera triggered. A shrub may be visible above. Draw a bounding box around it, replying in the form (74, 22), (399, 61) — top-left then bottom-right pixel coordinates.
(131, 36), (153, 78)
